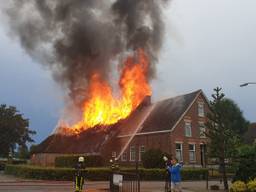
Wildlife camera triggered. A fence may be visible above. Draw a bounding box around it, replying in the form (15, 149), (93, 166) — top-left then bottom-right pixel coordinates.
(110, 171), (140, 192)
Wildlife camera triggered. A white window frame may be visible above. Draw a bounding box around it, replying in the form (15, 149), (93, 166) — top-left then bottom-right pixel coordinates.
(139, 145), (145, 161)
(189, 144), (196, 162)
(130, 146), (136, 162)
(112, 151), (117, 158)
(185, 121), (192, 137)
(121, 152), (127, 162)
(199, 122), (206, 138)
(198, 102), (205, 117)
(175, 142), (183, 162)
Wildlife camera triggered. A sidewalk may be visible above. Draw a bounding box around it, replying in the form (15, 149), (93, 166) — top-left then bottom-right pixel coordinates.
(0, 171), (229, 192)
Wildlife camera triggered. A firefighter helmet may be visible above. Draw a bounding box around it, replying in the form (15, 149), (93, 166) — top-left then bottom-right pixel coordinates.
(78, 156), (85, 162)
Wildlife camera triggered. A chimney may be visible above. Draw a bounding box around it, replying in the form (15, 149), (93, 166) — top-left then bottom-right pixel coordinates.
(140, 95), (151, 106)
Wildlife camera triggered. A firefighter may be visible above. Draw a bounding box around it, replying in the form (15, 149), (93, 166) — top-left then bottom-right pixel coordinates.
(74, 156), (85, 192)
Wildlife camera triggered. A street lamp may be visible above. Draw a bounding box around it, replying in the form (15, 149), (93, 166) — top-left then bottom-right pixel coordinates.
(240, 82), (256, 87)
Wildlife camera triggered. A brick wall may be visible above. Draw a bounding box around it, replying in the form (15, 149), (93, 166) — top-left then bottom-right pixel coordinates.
(116, 92), (209, 166)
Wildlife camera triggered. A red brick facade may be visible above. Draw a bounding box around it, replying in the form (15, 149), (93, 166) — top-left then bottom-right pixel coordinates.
(115, 92), (209, 166)
(32, 90), (210, 167)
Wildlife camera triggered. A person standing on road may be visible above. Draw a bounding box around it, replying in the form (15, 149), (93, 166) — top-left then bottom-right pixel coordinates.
(167, 157), (183, 192)
(74, 156), (85, 192)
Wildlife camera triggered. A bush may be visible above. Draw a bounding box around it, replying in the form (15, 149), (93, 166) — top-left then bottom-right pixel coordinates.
(233, 145), (256, 182)
(0, 159), (26, 170)
(55, 155), (104, 168)
(230, 181), (247, 192)
(12, 159), (27, 164)
(0, 162), (5, 170)
(141, 149), (170, 168)
(4, 164), (208, 181)
(5, 164), (111, 181)
(247, 179), (256, 192)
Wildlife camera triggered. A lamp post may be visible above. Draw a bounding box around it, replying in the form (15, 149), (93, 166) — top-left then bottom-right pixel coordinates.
(240, 82), (256, 87)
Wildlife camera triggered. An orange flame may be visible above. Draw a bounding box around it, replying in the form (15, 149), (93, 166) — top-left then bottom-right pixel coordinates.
(70, 49), (151, 133)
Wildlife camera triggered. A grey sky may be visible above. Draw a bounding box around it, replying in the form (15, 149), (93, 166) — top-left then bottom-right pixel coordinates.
(0, 0), (255, 143)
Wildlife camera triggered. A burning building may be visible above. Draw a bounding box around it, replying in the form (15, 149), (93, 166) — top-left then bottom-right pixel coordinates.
(5, 1), (208, 166)
(32, 89), (209, 167)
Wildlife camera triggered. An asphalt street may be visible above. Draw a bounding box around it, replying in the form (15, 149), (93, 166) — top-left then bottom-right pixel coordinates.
(0, 171), (228, 192)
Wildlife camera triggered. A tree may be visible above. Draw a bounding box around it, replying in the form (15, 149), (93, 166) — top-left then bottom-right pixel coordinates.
(142, 149), (170, 168)
(0, 104), (36, 157)
(206, 87), (250, 190)
(17, 145), (30, 159)
(233, 144), (256, 182)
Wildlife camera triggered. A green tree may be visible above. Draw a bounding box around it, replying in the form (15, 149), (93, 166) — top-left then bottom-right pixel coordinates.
(142, 149), (170, 168)
(17, 145), (30, 159)
(206, 87), (250, 190)
(233, 144), (256, 182)
(29, 144), (38, 156)
(0, 104), (36, 157)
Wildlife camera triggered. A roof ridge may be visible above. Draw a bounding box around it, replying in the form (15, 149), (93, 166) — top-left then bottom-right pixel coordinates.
(153, 89), (202, 105)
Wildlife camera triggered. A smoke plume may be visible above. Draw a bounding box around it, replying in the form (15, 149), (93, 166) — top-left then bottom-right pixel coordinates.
(5, 0), (168, 116)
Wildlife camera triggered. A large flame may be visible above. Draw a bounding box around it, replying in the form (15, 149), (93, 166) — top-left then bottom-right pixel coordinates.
(68, 49), (151, 133)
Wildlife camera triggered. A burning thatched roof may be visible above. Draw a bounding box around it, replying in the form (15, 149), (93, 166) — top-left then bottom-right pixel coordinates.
(34, 90), (202, 154)
(33, 125), (120, 154)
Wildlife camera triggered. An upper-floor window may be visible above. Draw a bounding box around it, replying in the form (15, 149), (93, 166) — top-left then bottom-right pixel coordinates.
(198, 102), (205, 117)
(199, 122), (206, 138)
(130, 146), (136, 162)
(189, 144), (196, 162)
(185, 121), (192, 137)
(121, 152), (127, 161)
(139, 146), (145, 161)
(175, 143), (183, 162)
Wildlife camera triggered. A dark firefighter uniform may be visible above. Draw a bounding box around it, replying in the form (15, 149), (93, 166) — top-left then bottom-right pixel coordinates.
(74, 157), (85, 192)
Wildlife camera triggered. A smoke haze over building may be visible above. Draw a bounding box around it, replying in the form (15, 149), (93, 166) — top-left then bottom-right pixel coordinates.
(6, 0), (169, 111)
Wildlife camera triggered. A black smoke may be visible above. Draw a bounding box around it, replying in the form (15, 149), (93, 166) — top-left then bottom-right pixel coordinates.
(5, 0), (169, 108)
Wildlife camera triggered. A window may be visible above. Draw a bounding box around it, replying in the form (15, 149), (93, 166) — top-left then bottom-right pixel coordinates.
(130, 146), (136, 161)
(185, 121), (192, 137)
(198, 102), (205, 117)
(189, 144), (196, 162)
(139, 146), (145, 161)
(175, 143), (183, 162)
(199, 122), (206, 138)
(121, 152), (127, 161)
(112, 151), (116, 158)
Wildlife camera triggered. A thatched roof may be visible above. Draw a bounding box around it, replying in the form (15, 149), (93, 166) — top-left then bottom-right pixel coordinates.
(34, 90), (203, 154)
(117, 90), (201, 136)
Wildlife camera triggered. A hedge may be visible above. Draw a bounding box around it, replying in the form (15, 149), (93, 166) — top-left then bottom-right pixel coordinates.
(55, 155), (104, 168)
(0, 159), (27, 170)
(5, 164), (208, 181)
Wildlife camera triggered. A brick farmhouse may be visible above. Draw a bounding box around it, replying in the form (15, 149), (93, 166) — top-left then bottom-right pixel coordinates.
(31, 90), (209, 167)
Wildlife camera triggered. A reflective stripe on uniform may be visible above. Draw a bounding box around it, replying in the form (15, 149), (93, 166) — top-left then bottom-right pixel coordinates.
(76, 176), (79, 190)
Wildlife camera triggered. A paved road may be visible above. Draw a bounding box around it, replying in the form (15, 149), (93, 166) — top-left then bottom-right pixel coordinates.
(0, 181), (107, 192)
(0, 172), (228, 192)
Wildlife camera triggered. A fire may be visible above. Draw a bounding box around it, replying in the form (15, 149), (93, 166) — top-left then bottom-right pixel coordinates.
(70, 49), (151, 133)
